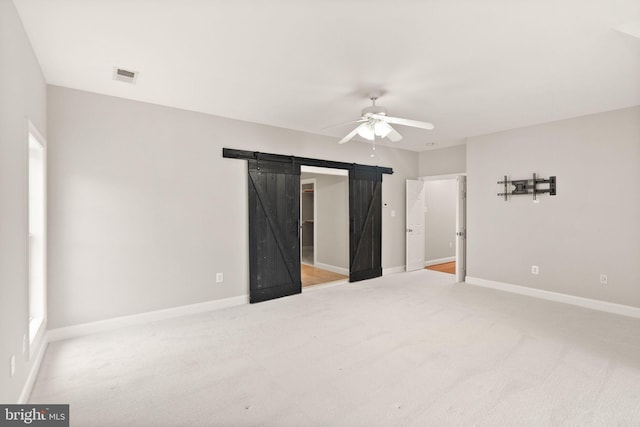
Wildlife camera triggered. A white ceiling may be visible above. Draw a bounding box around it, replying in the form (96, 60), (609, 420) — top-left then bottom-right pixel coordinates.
(13, 0), (640, 152)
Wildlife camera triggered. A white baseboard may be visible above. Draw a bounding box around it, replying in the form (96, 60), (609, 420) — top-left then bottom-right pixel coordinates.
(314, 262), (349, 276)
(465, 277), (640, 319)
(18, 336), (48, 404)
(384, 266), (405, 275)
(424, 256), (456, 267)
(48, 295), (249, 342)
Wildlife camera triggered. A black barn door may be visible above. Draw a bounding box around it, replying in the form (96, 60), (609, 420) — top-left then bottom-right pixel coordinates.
(248, 159), (301, 303)
(349, 166), (383, 282)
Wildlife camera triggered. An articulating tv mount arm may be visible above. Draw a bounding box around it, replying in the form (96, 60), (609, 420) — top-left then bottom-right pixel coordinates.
(497, 173), (556, 201)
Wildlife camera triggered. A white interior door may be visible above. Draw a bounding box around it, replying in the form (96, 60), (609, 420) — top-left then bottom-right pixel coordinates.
(406, 179), (425, 271)
(455, 176), (467, 282)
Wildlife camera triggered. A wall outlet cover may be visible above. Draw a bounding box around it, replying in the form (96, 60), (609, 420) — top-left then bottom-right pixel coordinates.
(531, 265), (539, 275)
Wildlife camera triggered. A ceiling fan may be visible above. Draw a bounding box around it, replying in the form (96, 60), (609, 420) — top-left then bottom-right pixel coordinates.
(337, 96), (434, 144)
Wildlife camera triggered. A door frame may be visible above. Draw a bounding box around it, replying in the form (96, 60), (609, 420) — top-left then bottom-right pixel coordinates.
(417, 173), (468, 282)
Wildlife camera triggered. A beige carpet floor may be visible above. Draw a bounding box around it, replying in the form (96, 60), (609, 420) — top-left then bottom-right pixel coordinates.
(30, 270), (640, 426)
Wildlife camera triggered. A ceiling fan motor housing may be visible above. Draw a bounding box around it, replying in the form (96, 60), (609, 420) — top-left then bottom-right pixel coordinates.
(362, 105), (387, 117)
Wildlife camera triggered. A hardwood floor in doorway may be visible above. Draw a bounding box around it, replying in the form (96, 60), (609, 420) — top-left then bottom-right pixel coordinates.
(301, 264), (348, 287)
(425, 261), (456, 275)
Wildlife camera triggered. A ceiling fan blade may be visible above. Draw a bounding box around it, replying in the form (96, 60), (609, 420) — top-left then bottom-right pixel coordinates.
(322, 118), (367, 130)
(369, 113), (434, 130)
(386, 125), (403, 142)
(338, 125), (362, 144)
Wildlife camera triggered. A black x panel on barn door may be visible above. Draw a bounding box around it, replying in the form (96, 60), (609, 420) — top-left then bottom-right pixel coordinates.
(349, 166), (383, 282)
(248, 159), (301, 303)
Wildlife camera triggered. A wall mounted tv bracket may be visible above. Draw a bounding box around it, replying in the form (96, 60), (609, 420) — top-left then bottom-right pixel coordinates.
(497, 173), (556, 201)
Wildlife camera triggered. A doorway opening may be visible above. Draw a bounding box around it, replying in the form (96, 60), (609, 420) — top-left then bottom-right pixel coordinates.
(300, 166), (349, 288)
(406, 174), (466, 282)
(424, 178), (457, 275)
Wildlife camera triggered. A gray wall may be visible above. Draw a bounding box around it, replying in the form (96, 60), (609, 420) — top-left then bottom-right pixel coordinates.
(419, 144), (466, 176)
(424, 179), (457, 262)
(467, 106), (640, 308)
(0, 0), (48, 403)
(47, 86), (418, 328)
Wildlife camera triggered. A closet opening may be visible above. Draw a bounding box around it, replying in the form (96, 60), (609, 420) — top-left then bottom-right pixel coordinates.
(300, 166), (349, 288)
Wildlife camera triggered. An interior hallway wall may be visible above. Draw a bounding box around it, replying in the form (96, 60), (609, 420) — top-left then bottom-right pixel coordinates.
(467, 106), (640, 308)
(424, 179), (457, 263)
(0, 0), (47, 403)
(47, 86), (418, 329)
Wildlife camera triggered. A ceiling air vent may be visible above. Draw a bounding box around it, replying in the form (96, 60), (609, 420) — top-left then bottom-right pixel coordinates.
(113, 67), (138, 84)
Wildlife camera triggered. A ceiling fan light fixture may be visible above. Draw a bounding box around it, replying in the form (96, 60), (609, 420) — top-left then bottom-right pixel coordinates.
(336, 95), (433, 145)
(373, 121), (392, 138)
(357, 123), (375, 140)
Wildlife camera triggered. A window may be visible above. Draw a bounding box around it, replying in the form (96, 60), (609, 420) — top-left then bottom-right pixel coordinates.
(28, 122), (46, 352)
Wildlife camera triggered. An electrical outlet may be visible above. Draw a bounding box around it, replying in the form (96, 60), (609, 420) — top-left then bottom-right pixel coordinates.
(600, 274), (608, 285)
(531, 265), (539, 275)
(23, 335), (27, 355)
(10, 355), (15, 377)
(216, 273), (223, 283)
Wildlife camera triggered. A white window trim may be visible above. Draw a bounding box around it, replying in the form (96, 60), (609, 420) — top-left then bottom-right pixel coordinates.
(27, 119), (47, 360)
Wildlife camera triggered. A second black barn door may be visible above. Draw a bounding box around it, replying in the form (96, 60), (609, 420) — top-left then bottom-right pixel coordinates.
(349, 166), (383, 282)
(248, 159), (301, 303)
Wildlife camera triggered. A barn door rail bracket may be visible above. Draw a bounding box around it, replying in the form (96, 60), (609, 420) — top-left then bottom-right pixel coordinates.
(497, 173), (556, 201)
